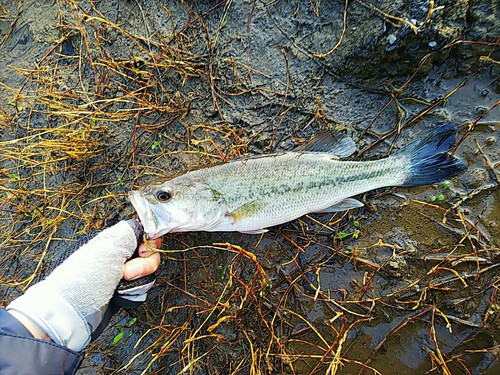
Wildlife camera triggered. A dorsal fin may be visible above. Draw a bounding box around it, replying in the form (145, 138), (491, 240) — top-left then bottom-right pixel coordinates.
(294, 130), (356, 158)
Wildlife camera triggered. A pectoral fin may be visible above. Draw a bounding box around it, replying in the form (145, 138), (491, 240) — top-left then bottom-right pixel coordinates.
(314, 198), (364, 213)
(227, 201), (268, 234)
(227, 200), (265, 222)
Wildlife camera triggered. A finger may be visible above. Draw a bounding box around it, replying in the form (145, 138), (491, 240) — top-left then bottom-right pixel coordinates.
(123, 252), (161, 280)
(138, 237), (162, 257)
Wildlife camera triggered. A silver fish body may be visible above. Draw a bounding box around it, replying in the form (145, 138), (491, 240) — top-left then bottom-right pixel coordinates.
(129, 124), (465, 238)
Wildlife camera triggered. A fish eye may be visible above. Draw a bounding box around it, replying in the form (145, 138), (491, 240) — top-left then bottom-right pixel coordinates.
(156, 190), (172, 202)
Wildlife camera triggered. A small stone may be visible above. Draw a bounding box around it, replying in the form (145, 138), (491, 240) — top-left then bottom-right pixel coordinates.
(480, 89), (489, 97)
(428, 41), (437, 48)
(388, 260), (400, 270)
(387, 34), (397, 44)
(476, 106), (488, 115)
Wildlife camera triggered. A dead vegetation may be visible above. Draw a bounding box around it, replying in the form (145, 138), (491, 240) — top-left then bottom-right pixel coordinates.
(1, 1), (499, 374)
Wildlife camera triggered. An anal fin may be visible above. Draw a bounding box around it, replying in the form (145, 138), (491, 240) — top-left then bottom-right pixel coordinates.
(314, 198), (364, 213)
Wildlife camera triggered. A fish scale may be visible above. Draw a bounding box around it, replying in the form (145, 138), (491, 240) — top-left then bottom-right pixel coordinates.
(182, 153), (408, 231)
(208, 154), (407, 201)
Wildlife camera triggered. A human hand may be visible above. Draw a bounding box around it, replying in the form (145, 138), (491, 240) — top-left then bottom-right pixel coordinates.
(7, 219), (161, 351)
(123, 237), (162, 280)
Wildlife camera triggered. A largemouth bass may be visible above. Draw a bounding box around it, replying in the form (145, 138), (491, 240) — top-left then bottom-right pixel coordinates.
(129, 123), (465, 238)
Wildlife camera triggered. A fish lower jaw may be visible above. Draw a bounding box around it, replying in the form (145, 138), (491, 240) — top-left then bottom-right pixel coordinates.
(129, 191), (161, 238)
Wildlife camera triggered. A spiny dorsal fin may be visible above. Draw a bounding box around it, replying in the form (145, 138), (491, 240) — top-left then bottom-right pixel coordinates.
(294, 130), (356, 158)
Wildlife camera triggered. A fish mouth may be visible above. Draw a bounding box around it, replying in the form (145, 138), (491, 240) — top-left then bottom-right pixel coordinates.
(128, 190), (162, 239)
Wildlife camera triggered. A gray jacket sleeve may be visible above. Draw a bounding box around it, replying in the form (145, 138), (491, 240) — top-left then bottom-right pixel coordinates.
(0, 308), (84, 375)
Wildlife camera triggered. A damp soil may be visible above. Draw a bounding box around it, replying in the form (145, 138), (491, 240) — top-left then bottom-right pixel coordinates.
(0, 1), (499, 374)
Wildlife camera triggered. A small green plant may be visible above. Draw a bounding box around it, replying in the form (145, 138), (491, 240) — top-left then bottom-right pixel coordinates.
(338, 231), (349, 239)
(430, 182), (450, 203)
(338, 219), (361, 240)
(112, 330), (125, 345)
(430, 194), (445, 202)
(151, 134), (163, 150)
(217, 264), (226, 280)
(7, 100), (22, 111)
(8, 173), (20, 182)
(112, 317), (137, 345)
(487, 303), (499, 315)
(337, 229), (360, 240)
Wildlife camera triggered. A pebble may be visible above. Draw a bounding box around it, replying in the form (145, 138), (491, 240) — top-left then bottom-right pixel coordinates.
(388, 260), (401, 270)
(387, 34), (397, 44)
(476, 106), (488, 115)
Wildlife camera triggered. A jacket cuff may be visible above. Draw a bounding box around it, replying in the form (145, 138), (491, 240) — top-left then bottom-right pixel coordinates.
(0, 309), (84, 375)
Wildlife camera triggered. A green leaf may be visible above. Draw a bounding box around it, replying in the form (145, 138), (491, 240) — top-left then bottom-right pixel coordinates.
(112, 331), (125, 345)
(430, 196), (437, 202)
(8, 101), (22, 111)
(151, 140), (160, 150)
(437, 194), (445, 202)
(8, 173), (19, 182)
(218, 264), (226, 279)
(353, 220), (360, 228)
(338, 231), (349, 239)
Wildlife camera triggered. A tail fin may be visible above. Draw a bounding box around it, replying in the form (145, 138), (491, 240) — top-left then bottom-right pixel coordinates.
(398, 123), (466, 187)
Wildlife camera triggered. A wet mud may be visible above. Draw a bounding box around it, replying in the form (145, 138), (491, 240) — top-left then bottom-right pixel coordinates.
(0, 1), (498, 374)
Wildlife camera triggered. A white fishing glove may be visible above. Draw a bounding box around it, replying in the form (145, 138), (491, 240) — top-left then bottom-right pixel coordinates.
(7, 219), (154, 351)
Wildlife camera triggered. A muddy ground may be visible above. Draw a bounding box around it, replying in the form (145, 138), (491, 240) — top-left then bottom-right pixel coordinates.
(0, 0), (499, 374)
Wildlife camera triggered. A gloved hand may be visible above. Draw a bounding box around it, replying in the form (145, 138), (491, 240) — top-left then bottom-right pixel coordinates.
(7, 219), (161, 351)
